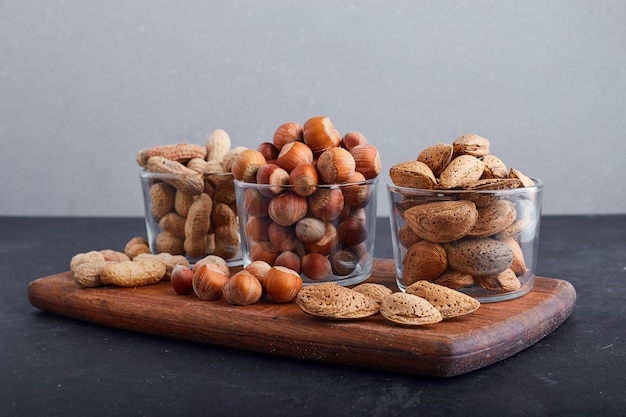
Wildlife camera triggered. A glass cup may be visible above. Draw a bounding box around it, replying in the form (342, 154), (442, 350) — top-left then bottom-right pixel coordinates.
(234, 177), (379, 286)
(387, 179), (543, 302)
(140, 170), (243, 266)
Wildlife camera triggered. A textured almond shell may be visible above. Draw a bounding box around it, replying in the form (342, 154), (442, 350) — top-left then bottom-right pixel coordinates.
(405, 280), (480, 318)
(389, 160), (437, 189)
(467, 199), (517, 238)
(445, 238), (513, 277)
(452, 134), (490, 157)
(402, 241), (447, 286)
(403, 200), (478, 243)
(417, 143), (453, 177)
(438, 155), (485, 189)
(476, 268), (522, 291)
(351, 283), (393, 305)
(296, 283), (380, 319)
(379, 292), (443, 325)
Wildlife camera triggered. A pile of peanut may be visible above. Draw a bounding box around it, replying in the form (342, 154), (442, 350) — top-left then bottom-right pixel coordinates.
(70, 237), (187, 287)
(137, 129), (245, 261)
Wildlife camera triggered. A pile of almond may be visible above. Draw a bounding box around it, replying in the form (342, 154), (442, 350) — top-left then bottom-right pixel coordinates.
(137, 130), (247, 261)
(389, 134), (539, 293)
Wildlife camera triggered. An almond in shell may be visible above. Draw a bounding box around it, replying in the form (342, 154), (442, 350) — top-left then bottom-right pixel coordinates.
(501, 237), (527, 275)
(402, 241), (447, 285)
(481, 155), (508, 179)
(433, 269), (475, 289)
(296, 283), (380, 319)
(405, 280), (480, 318)
(351, 283), (393, 305)
(452, 133), (490, 157)
(509, 168), (535, 187)
(379, 292), (443, 325)
(403, 200), (478, 243)
(476, 268), (521, 291)
(445, 238), (513, 277)
(438, 155), (485, 189)
(467, 199), (517, 238)
(417, 143), (453, 177)
(389, 160), (437, 189)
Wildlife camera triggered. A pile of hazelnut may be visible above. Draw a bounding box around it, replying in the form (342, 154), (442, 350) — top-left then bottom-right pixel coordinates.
(230, 116), (382, 282)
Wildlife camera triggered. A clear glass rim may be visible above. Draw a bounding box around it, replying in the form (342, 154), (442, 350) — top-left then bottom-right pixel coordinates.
(139, 169), (232, 179)
(234, 175), (380, 190)
(386, 177), (542, 196)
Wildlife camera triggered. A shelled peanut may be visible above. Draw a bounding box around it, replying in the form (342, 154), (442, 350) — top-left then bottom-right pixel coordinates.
(138, 129), (245, 261)
(389, 134), (539, 292)
(231, 116), (382, 281)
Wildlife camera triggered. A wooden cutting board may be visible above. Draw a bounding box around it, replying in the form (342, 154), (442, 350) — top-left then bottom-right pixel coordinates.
(27, 258), (576, 377)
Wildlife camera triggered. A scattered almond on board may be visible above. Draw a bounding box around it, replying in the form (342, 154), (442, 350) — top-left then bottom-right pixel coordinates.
(296, 281), (480, 325)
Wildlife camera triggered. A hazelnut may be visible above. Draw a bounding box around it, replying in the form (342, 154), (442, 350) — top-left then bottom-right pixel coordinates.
(194, 254), (230, 276)
(274, 251), (301, 273)
(349, 144), (381, 180)
(242, 188), (270, 218)
(307, 188), (344, 222)
(170, 264), (195, 295)
(273, 122), (303, 151)
(256, 141), (279, 163)
(304, 221), (338, 255)
(249, 242), (280, 265)
(330, 250), (358, 276)
(244, 260), (272, 284)
(316, 147), (356, 184)
(231, 149), (267, 182)
(276, 141), (313, 173)
(341, 171), (369, 207)
(295, 217), (327, 243)
(223, 270), (262, 305)
(245, 215), (272, 243)
(341, 131), (368, 150)
(192, 263), (229, 301)
(301, 253), (333, 281)
(263, 266), (303, 303)
(288, 163), (319, 197)
(337, 216), (368, 246)
(302, 116), (341, 154)
(267, 222), (299, 252)
(256, 164), (289, 196)
(268, 191), (308, 226)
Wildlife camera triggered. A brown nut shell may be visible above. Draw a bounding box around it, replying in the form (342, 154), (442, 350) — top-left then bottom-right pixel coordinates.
(296, 283), (380, 319)
(302, 116), (341, 154)
(379, 292), (443, 325)
(403, 200), (478, 243)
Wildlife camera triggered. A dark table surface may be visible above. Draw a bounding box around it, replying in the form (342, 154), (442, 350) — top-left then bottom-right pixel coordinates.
(2, 215), (625, 417)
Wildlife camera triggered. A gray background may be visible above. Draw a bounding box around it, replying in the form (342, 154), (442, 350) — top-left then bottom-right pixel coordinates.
(1, 0), (624, 217)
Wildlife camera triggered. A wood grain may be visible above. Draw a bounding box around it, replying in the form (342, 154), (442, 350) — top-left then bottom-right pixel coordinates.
(27, 258), (576, 377)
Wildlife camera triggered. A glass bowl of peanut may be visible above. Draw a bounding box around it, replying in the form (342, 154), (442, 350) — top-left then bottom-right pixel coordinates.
(137, 130), (245, 266)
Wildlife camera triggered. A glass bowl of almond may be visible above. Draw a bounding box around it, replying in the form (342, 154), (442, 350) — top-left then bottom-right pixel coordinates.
(387, 134), (543, 302)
